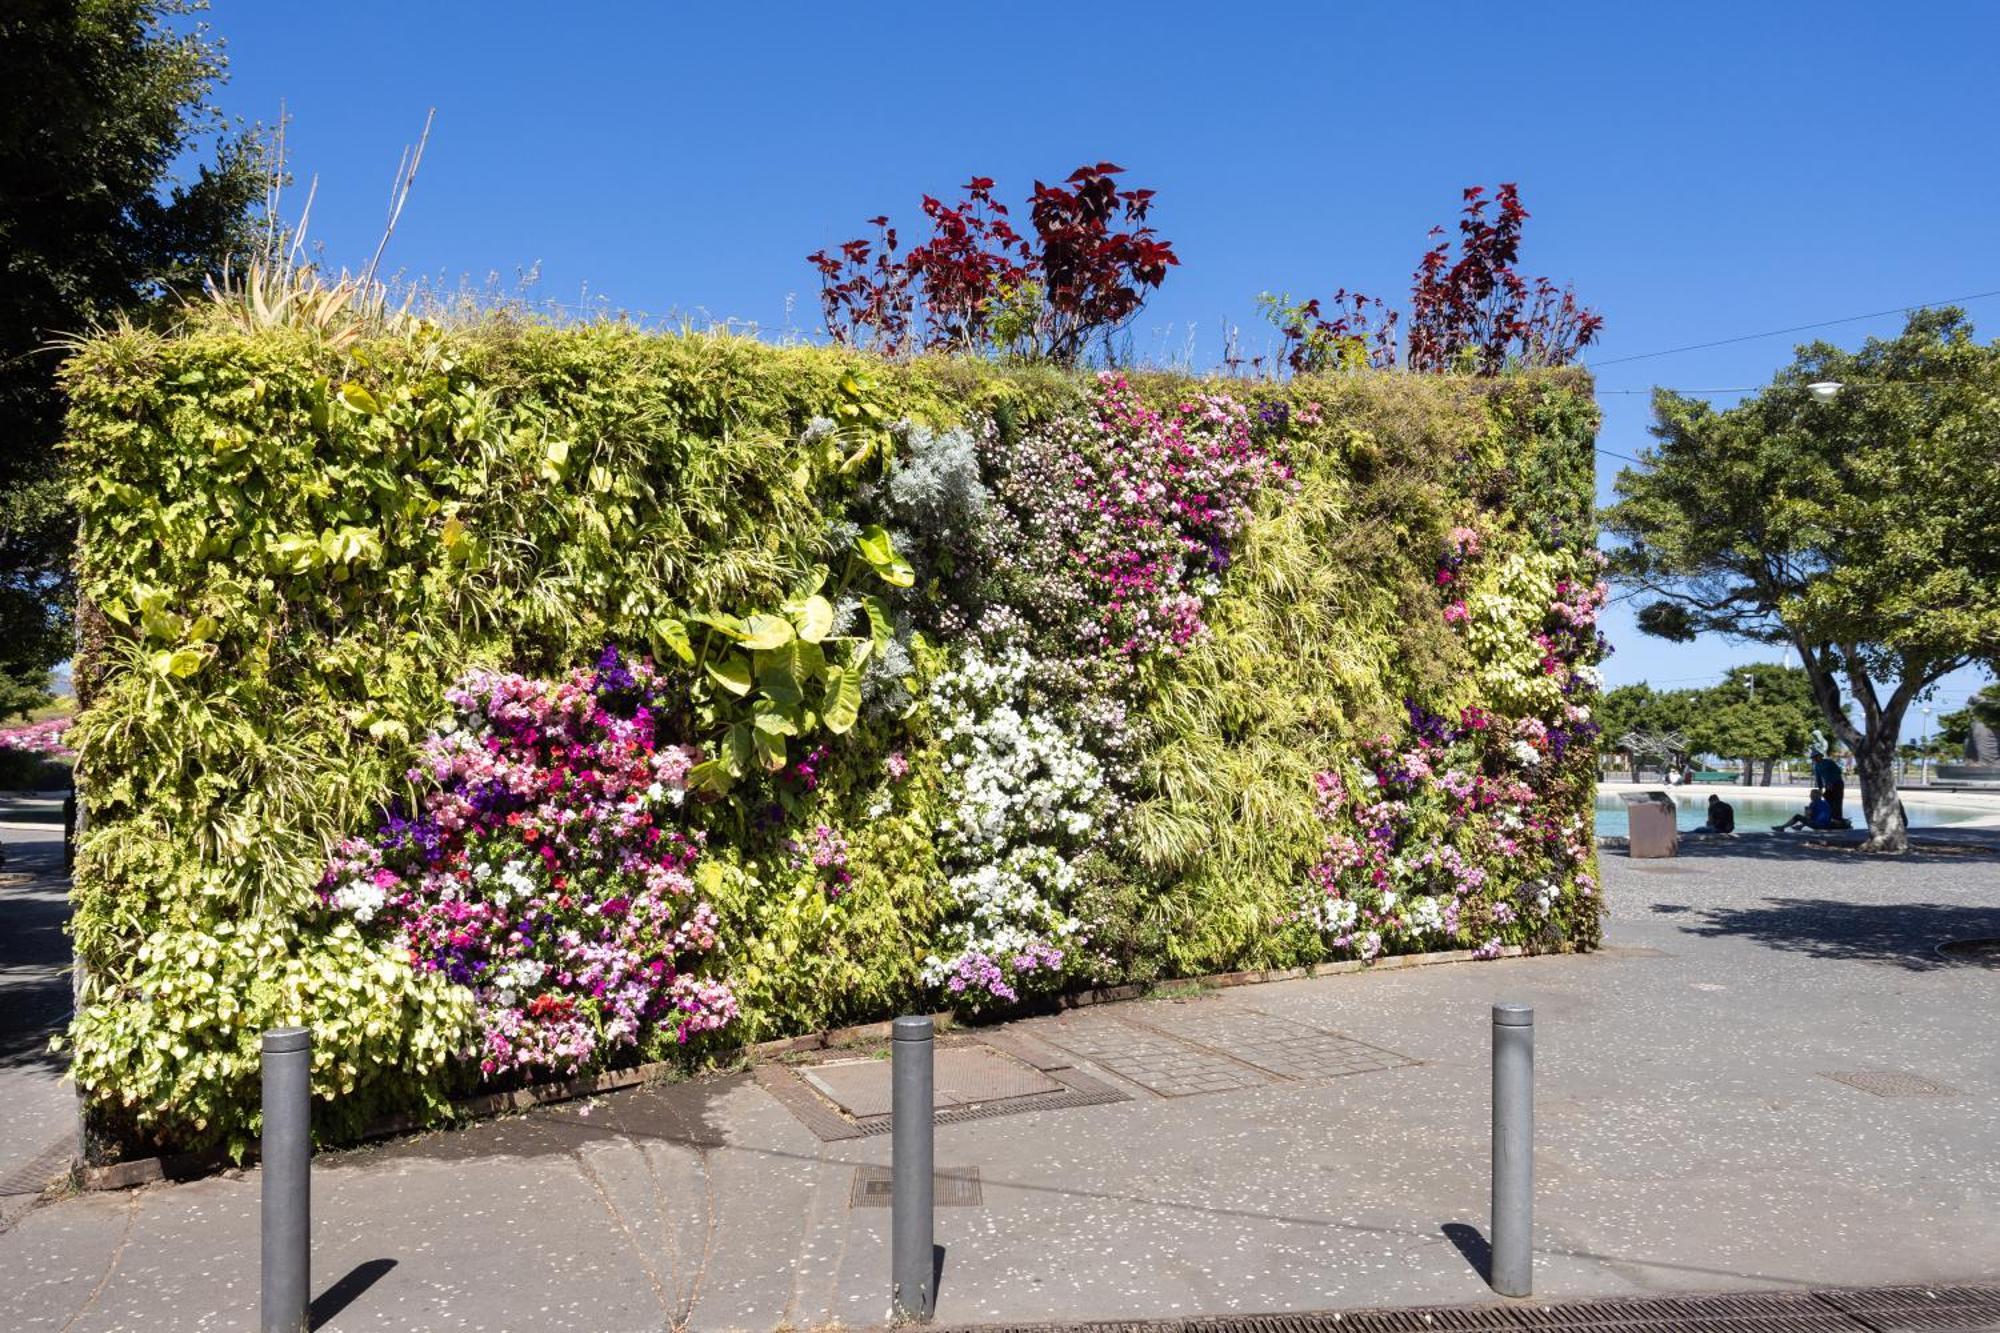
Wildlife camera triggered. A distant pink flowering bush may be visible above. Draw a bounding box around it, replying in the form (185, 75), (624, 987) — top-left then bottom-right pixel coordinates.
(322, 649), (737, 1081)
(0, 717), (74, 757)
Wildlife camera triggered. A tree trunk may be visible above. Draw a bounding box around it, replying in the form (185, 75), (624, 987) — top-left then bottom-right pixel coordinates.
(1759, 757), (1774, 786)
(1855, 731), (1909, 852)
(1740, 757), (1754, 785)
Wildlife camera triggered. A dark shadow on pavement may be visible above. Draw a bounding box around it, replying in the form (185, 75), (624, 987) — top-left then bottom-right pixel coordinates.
(0, 834), (72, 1076)
(1681, 897), (2000, 970)
(1661, 825), (2000, 865)
(310, 1258), (396, 1329)
(1441, 1221), (1492, 1283)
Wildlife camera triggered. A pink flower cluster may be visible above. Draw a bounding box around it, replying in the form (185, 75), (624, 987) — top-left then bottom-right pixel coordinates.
(790, 823), (853, 899)
(0, 717), (74, 757)
(1305, 694), (1594, 960)
(321, 648), (737, 1081)
(991, 374), (1290, 661)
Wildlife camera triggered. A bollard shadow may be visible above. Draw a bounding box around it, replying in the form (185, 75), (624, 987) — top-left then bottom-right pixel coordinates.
(309, 1258), (396, 1329)
(933, 1243), (947, 1308)
(1441, 1222), (1491, 1283)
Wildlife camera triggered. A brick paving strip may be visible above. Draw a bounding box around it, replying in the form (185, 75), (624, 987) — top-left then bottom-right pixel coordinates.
(933, 1283), (2000, 1332)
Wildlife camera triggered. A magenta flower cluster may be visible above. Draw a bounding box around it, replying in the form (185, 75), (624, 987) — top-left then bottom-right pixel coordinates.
(322, 649), (738, 1080)
(991, 373), (1291, 661)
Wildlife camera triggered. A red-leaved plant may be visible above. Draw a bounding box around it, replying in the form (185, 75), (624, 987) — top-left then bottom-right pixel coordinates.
(1406, 184), (1603, 374)
(808, 163), (1178, 365)
(1263, 183), (1601, 378)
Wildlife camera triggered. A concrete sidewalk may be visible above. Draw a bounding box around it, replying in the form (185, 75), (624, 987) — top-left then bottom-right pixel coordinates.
(2, 834), (1996, 1330)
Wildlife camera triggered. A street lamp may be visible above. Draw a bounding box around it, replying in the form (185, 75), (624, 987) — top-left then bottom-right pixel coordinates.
(1921, 705), (1933, 787)
(1807, 381), (1844, 402)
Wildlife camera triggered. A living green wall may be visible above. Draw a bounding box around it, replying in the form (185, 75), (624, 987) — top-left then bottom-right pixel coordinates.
(60, 312), (1602, 1156)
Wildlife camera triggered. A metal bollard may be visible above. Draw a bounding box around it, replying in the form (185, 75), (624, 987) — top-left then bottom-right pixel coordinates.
(890, 1015), (935, 1322)
(1490, 1003), (1533, 1297)
(261, 1026), (313, 1333)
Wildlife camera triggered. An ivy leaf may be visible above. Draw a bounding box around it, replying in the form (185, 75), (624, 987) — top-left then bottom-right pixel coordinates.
(338, 382), (381, 415)
(706, 654), (753, 697)
(741, 613), (796, 651)
(150, 647), (206, 677)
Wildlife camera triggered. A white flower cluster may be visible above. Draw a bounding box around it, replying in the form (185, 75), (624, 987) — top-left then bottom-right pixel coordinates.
(492, 958), (548, 1007)
(330, 878), (387, 923)
(1303, 896), (1360, 934)
(921, 647), (1104, 987)
(930, 648), (1102, 854)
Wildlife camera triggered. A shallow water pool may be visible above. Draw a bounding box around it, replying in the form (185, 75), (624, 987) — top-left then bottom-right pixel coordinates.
(1592, 791), (1978, 838)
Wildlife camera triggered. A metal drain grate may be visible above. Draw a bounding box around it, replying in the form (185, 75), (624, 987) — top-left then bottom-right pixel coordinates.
(1510, 1291), (1857, 1330)
(0, 1138), (75, 1199)
(757, 1060), (1129, 1142)
(850, 1165), (982, 1207)
(1820, 1070), (1960, 1098)
(928, 1284), (2000, 1333)
(1817, 1284), (2000, 1330)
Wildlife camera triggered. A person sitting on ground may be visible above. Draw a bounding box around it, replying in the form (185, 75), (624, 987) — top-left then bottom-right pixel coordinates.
(1702, 793), (1735, 834)
(1772, 786), (1833, 833)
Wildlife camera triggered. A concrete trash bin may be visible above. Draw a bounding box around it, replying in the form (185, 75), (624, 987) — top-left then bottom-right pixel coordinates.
(1621, 790), (1679, 858)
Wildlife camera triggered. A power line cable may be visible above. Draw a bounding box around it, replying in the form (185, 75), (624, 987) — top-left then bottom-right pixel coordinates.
(1584, 286), (2000, 368)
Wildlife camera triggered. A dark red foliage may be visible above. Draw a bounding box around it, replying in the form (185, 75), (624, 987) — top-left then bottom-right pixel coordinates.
(807, 216), (914, 356)
(1026, 163), (1180, 365)
(1405, 184), (1603, 374)
(903, 177), (1031, 351)
(806, 162), (1178, 364)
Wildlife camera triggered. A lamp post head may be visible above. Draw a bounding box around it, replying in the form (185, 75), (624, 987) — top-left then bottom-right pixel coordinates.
(1807, 381), (1844, 403)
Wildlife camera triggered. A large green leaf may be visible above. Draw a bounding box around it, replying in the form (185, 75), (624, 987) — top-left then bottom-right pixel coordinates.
(706, 654), (753, 697)
(755, 657), (804, 708)
(652, 618), (695, 664)
(822, 663), (861, 734)
(741, 613), (796, 651)
(794, 595), (835, 643)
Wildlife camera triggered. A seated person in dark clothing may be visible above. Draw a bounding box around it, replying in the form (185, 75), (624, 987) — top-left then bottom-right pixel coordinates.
(1772, 787), (1833, 833)
(1702, 794), (1735, 833)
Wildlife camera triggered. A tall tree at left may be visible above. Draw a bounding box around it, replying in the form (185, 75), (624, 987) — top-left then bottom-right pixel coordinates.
(0, 0), (264, 718)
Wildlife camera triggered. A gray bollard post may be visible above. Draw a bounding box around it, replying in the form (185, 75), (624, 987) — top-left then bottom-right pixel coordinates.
(1490, 1002), (1533, 1297)
(261, 1026), (313, 1333)
(890, 1014), (935, 1322)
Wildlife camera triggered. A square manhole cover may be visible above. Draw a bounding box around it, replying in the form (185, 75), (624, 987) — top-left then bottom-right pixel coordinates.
(802, 1047), (1062, 1118)
(1820, 1070), (1960, 1098)
(850, 1165), (982, 1207)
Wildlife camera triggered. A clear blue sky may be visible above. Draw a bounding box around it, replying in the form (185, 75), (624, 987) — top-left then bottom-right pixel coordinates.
(198, 0), (1998, 724)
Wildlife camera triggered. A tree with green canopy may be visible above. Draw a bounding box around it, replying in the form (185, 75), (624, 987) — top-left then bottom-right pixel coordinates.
(1595, 681), (1703, 781)
(0, 0), (266, 719)
(1689, 663), (1819, 786)
(1604, 309), (2000, 850)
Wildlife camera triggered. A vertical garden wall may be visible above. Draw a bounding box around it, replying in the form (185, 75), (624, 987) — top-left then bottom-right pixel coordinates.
(60, 313), (1604, 1156)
